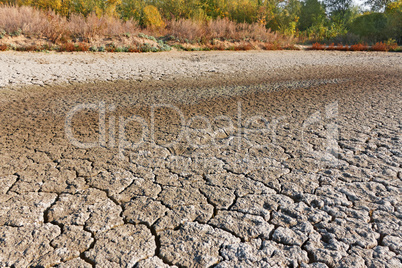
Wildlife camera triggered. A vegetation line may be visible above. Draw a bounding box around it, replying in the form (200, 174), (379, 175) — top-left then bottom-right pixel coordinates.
(0, 1), (400, 52)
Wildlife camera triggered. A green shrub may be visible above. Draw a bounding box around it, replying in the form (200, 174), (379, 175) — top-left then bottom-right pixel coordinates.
(140, 43), (153, 52)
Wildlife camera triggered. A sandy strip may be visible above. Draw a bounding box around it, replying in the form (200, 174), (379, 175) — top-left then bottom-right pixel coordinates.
(0, 50), (401, 88)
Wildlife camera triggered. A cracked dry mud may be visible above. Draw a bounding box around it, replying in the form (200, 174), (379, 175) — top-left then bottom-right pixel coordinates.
(0, 51), (401, 267)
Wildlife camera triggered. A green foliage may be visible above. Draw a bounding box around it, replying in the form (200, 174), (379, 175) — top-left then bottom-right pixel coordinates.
(299, 0), (327, 31)
(325, 0), (353, 17)
(349, 2), (401, 43)
(138, 33), (157, 41)
(226, 0), (259, 23)
(385, 0), (402, 42)
(349, 12), (388, 41)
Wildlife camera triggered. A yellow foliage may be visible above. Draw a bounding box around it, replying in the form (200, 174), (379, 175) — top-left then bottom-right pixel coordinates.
(58, 0), (72, 16)
(32, 0), (62, 10)
(104, 0), (122, 17)
(386, 0), (402, 13)
(142, 5), (165, 30)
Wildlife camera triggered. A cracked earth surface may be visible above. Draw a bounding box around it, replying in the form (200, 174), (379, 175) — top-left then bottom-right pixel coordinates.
(0, 51), (401, 267)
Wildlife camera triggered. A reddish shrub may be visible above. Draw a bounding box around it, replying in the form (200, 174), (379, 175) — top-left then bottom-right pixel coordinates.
(263, 43), (282, 50)
(76, 42), (89, 52)
(58, 42), (75, 52)
(336, 43), (348, 51)
(235, 42), (254, 51)
(350, 43), (368, 51)
(310, 42), (326, 50)
(327, 43), (335, 50)
(371, 42), (388, 51)
(0, 44), (7, 51)
(106, 46), (116, 52)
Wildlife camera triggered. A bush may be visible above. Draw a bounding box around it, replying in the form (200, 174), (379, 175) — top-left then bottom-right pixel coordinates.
(350, 43), (368, 51)
(140, 43), (154, 52)
(58, 42), (75, 52)
(76, 42), (89, 51)
(327, 43), (336, 50)
(371, 41), (388, 51)
(385, 38), (398, 50)
(127, 46), (140, 52)
(310, 42), (326, 50)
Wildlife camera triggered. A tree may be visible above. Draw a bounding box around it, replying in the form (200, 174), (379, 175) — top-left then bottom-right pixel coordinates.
(298, 0), (327, 31)
(142, 5), (165, 29)
(365, 0), (396, 11)
(349, 12), (388, 41)
(325, 0), (355, 29)
(118, 0), (146, 21)
(325, 0), (352, 17)
(227, 0), (259, 23)
(277, 0), (302, 35)
(385, 0), (402, 42)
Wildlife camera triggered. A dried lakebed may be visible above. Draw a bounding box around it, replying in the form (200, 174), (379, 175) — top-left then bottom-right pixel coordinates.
(0, 51), (401, 267)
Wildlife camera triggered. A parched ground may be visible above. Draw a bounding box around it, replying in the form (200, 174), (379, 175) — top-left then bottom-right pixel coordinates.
(0, 51), (401, 267)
